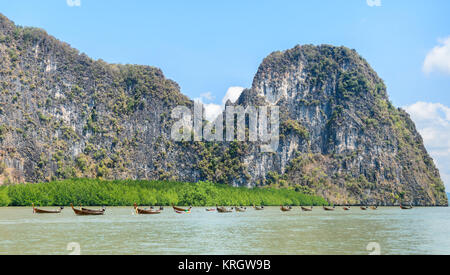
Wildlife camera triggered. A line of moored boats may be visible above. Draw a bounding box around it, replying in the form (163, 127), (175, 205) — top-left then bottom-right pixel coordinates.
(31, 203), (414, 216)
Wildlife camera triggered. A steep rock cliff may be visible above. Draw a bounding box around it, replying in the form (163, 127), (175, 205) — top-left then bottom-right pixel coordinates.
(236, 45), (447, 206)
(0, 14), (199, 184)
(0, 14), (447, 206)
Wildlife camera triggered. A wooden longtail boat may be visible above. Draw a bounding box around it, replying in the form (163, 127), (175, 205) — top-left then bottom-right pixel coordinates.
(301, 206), (313, 212)
(235, 207), (247, 212)
(71, 204), (105, 216)
(175, 210), (191, 214)
(360, 206), (368, 210)
(81, 208), (102, 212)
(134, 203), (162, 215)
(323, 206), (335, 211)
(343, 207), (351, 211)
(205, 208), (216, 212)
(217, 205), (233, 213)
(32, 203), (63, 214)
(370, 206), (378, 210)
(280, 206), (293, 212)
(400, 205), (413, 210)
(253, 205), (265, 211)
(172, 205), (192, 213)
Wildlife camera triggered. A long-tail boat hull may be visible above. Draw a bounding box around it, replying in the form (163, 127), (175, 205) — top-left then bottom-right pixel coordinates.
(343, 207), (351, 211)
(81, 208), (104, 212)
(175, 210), (191, 214)
(71, 204), (105, 216)
(360, 207), (368, 210)
(235, 207), (247, 212)
(134, 204), (162, 215)
(217, 208), (233, 213)
(34, 209), (62, 214)
(253, 206), (264, 211)
(217, 206), (233, 213)
(73, 208), (105, 216)
(280, 206), (292, 212)
(137, 209), (161, 214)
(172, 206), (192, 212)
(323, 206), (335, 211)
(32, 204), (63, 214)
(81, 208), (106, 213)
(301, 207), (313, 212)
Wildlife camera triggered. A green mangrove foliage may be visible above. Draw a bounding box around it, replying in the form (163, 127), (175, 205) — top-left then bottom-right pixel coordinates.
(0, 179), (328, 207)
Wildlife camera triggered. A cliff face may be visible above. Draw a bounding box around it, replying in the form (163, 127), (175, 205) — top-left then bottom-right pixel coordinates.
(0, 14), (447, 206)
(0, 14), (200, 184)
(236, 45), (447, 206)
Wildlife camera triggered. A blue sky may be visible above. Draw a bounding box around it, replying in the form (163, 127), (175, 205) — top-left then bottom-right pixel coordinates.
(1, 0), (450, 189)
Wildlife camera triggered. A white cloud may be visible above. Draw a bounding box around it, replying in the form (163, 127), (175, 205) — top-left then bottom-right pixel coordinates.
(423, 37), (450, 75)
(66, 0), (81, 7)
(194, 96), (222, 122)
(194, 87), (245, 122)
(404, 102), (450, 190)
(203, 103), (223, 122)
(200, 92), (215, 102)
(222, 86), (244, 105)
(366, 0), (382, 7)
(195, 92), (218, 121)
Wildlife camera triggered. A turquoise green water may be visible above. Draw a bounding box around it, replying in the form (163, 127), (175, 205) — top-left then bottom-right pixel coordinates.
(0, 207), (449, 255)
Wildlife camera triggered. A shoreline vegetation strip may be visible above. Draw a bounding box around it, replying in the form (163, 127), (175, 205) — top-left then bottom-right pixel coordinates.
(0, 178), (328, 207)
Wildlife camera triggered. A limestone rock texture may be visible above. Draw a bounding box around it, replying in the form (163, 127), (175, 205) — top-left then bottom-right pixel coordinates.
(0, 14), (447, 206)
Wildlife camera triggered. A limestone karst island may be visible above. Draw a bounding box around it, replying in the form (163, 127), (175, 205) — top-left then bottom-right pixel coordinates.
(1, 1), (450, 257)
